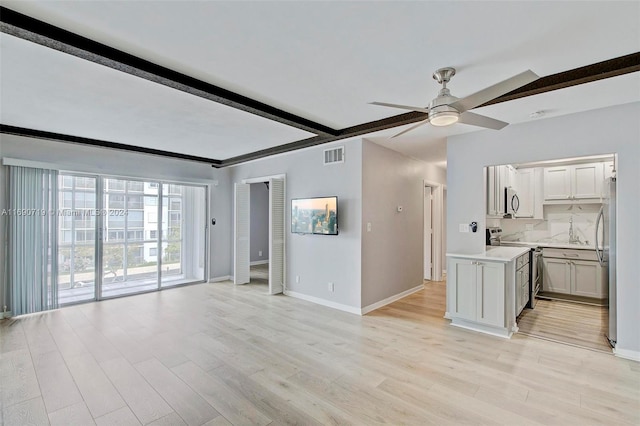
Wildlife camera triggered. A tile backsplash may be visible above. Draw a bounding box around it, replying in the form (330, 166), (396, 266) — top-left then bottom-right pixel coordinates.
(497, 204), (601, 245)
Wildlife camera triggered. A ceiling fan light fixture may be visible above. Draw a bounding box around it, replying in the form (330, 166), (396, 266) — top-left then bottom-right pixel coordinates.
(429, 109), (460, 127)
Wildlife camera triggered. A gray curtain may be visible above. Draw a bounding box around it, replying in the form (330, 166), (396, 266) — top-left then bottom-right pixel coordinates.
(7, 166), (59, 316)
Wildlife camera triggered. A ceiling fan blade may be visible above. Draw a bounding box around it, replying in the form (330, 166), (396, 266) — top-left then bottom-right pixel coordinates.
(391, 118), (430, 138)
(450, 70), (539, 113)
(458, 111), (508, 130)
(370, 101), (430, 113)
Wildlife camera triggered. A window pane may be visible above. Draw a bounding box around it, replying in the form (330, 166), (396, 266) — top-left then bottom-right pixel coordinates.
(127, 181), (144, 192)
(57, 174), (97, 305)
(161, 184), (205, 287)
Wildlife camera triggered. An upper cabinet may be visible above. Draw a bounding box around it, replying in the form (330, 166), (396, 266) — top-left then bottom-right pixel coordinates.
(487, 165), (540, 219)
(515, 168), (535, 218)
(486, 165), (503, 218)
(543, 162), (604, 202)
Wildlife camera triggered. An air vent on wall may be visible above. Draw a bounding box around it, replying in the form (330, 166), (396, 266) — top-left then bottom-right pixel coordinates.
(324, 146), (344, 165)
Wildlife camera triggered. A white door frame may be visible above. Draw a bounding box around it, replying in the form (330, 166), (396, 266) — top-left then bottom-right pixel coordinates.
(238, 174), (287, 293)
(424, 186), (433, 280)
(424, 180), (444, 282)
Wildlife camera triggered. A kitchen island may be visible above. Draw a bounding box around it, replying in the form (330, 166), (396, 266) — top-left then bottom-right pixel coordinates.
(446, 246), (530, 338)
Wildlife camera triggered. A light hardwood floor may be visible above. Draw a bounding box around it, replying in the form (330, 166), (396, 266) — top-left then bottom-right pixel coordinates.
(1, 280), (639, 425)
(517, 298), (611, 352)
(250, 263), (269, 286)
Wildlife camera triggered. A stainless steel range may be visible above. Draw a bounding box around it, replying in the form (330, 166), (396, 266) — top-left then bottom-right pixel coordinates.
(486, 227), (503, 246)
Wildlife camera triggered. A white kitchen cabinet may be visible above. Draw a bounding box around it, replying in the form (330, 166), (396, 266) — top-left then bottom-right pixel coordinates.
(487, 165), (507, 218)
(572, 163), (604, 199)
(515, 168), (535, 218)
(542, 249), (607, 299)
(486, 165), (515, 218)
(543, 166), (571, 200)
(604, 160), (615, 179)
(515, 252), (530, 315)
(450, 260), (477, 321)
(486, 166), (500, 217)
(449, 258), (505, 328)
(572, 260), (607, 299)
(543, 163), (604, 202)
(477, 262), (506, 327)
(542, 257), (571, 294)
(505, 165), (517, 190)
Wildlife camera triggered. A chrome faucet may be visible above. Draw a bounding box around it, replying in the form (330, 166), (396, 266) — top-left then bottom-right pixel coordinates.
(568, 217), (580, 244)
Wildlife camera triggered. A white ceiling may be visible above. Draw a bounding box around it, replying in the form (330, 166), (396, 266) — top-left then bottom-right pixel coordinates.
(1, 1), (639, 165)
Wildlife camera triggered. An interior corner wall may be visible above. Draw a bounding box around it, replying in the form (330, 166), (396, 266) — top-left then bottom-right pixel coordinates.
(0, 134), (229, 302)
(229, 139), (363, 309)
(361, 140), (446, 308)
(446, 102), (640, 355)
(249, 182), (269, 263)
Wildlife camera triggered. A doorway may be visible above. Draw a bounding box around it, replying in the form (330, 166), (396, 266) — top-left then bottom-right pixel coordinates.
(249, 182), (270, 285)
(487, 154), (616, 353)
(234, 175), (286, 295)
(424, 182), (445, 282)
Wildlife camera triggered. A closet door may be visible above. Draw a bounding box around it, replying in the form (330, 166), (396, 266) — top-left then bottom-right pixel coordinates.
(269, 178), (285, 294)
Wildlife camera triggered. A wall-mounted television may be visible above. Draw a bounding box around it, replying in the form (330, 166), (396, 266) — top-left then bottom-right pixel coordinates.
(291, 196), (338, 235)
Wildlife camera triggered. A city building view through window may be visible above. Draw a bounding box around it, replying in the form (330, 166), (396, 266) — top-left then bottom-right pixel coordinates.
(58, 175), (206, 304)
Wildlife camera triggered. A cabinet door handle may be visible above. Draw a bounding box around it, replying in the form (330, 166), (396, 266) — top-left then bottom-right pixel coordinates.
(563, 253), (579, 257)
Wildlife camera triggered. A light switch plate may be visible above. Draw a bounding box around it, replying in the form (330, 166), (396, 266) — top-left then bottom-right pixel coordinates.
(459, 224), (469, 233)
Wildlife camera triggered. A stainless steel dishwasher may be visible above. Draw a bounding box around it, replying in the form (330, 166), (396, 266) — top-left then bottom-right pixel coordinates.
(528, 247), (542, 308)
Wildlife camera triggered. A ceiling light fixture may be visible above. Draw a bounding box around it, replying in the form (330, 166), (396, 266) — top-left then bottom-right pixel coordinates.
(429, 105), (460, 126)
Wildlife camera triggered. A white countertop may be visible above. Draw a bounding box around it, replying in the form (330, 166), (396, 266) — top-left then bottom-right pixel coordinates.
(500, 241), (597, 250)
(446, 246), (530, 263)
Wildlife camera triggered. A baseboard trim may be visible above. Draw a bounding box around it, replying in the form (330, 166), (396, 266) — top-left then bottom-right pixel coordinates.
(284, 290), (361, 315)
(209, 275), (232, 283)
(450, 318), (513, 339)
(361, 284), (424, 315)
(614, 347), (640, 362)
(250, 260), (269, 266)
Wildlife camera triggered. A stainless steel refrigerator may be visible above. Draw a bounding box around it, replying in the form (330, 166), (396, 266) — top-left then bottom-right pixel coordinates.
(596, 177), (616, 348)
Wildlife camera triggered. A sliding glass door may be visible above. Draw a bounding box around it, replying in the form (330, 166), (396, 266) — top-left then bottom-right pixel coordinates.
(101, 178), (159, 298)
(56, 174), (207, 305)
(57, 175), (98, 305)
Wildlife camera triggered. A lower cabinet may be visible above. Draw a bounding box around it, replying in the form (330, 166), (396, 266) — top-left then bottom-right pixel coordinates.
(542, 251), (607, 299)
(450, 259), (505, 328)
(543, 257), (571, 294)
(515, 252), (530, 315)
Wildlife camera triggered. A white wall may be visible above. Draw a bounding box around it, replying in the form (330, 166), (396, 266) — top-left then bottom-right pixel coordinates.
(230, 140), (363, 309)
(249, 182), (269, 262)
(361, 140), (446, 307)
(446, 102), (640, 355)
(0, 134), (231, 310)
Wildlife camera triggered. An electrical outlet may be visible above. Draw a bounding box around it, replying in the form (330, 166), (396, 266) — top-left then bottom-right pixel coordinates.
(328, 282), (334, 292)
(296, 275), (300, 283)
(367, 222), (372, 232)
(258, 250), (262, 257)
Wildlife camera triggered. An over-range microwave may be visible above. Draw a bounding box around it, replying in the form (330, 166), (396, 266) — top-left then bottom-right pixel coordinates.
(504, 187), (520, 218)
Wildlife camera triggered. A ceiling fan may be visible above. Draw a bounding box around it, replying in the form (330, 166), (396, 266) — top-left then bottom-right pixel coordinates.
(371, 67), (539, 138)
